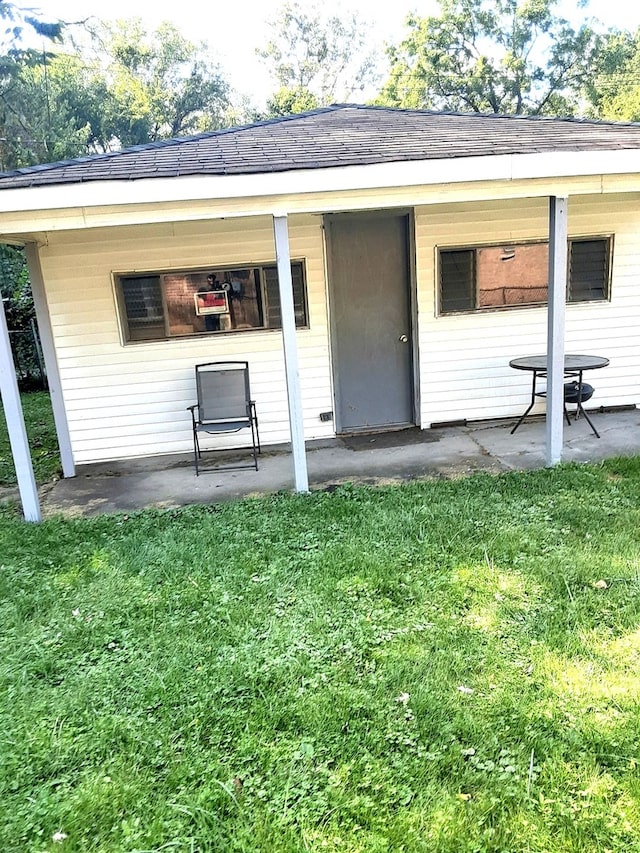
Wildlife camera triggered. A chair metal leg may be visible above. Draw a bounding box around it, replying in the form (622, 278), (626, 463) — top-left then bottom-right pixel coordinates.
(253, 409), (262, 453)
(193, 428), (200, 476)
(250, 402), (261, 454)
(249, 416), (259, 470)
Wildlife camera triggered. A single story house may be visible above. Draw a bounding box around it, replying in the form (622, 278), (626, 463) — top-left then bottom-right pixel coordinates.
(2, 104), (640, 517)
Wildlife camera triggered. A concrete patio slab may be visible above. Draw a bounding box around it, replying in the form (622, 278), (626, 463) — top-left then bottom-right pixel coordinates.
(31, 407), (640, 519)
(471, 408), (640, 470)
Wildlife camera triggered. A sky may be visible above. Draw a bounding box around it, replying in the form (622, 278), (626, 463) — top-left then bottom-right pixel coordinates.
(41, 0), (640, 108)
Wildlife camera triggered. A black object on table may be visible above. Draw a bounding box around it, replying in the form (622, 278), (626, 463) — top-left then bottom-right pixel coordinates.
(509, 354), (609, 437)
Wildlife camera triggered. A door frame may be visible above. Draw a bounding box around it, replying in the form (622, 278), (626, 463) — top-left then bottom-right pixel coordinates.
(324, 208), (420, 434)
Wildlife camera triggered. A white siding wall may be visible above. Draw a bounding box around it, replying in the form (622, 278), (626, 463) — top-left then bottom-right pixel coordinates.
(415, 194), (640, 426)
(40, 215), (334, 463)
(40, 190), (640, 465)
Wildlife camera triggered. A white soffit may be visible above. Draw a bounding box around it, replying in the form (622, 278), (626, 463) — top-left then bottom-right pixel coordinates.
(0, 148), (639, 219)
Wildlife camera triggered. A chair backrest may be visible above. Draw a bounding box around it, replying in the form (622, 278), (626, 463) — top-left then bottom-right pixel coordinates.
(195, 362), (251, 422)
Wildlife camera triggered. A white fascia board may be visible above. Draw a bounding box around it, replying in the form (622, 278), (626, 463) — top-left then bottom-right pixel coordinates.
(0, 155), (512, 213)
(510, 148), (640, 180)
(0, 147), (639, 222)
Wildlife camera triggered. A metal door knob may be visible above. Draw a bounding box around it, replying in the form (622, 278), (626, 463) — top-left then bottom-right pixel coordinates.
(399, 334), (408, 343)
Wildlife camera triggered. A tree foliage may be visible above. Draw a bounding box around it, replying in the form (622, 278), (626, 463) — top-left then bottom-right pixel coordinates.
(0, 51), (113, 168)
(264, 86), (319, 119)
(96, 19), (230, 145)
(257, 1), (379, 117)
(0, 1), (63, 50)
(584, 28), (640, 121)
(0, 3), (67, 168)
(0, 244), (31, 328)
(379, 0), (599, 116)
(0, 18), (232, 169)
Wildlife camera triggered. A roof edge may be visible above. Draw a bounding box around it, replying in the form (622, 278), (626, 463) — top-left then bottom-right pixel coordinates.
(3, 104), (640, 182)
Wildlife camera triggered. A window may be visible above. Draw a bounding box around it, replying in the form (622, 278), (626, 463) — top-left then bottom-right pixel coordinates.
(439, 237), (612, 315)
(116, 261), (308, 343)
(568, 239), (611, 302)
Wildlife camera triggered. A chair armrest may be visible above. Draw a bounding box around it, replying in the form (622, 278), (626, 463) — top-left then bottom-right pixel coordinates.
(187, 404), (198, 426)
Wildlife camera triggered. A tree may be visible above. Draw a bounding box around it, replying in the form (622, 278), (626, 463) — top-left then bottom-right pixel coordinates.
(378, 0), (599, 116)
(0, 244), (30, 327)
(585, 28), (640, 121)
(257, 1), (379, 117)
(0, 51), (114, 168)
(96, 19), (231, 145)
(263, 86), (319, 118)
(0, 18), (233, 169)
(0, 3), (67, 168)
(0, 1), (63, 50)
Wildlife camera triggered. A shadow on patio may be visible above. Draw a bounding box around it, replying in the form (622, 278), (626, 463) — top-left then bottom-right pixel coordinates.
(37, 407), (640, 518)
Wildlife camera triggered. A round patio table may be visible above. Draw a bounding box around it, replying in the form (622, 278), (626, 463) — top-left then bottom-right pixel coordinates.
(509, 353), (609, 437)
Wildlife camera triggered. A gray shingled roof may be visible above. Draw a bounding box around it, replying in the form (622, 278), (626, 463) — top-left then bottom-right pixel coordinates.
(2, 104), (640, 190)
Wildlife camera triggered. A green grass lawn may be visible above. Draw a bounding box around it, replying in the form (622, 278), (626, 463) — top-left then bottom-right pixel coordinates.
(0, 391), (61, 486)
(2, 460), (640, 851)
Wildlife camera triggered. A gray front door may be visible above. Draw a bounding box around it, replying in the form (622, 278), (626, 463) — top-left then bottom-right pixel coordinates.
(327, 213), (414, 433)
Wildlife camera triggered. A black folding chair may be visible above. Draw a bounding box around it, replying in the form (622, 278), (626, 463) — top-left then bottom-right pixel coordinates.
(187, 361), (260, 475)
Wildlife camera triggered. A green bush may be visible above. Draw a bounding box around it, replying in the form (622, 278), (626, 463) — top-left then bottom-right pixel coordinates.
(0, 244), (33, 329)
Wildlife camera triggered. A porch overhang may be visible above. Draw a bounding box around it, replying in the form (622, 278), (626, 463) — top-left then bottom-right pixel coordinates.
(0, 182), (617, 517)
(1, 148), (640, 238)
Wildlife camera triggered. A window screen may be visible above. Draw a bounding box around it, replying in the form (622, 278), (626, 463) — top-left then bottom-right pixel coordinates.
(263, 263), (307, 328)
(568, 239), (610, 302)
(120, 276), (165, 341)
(439, 250), (474, 313)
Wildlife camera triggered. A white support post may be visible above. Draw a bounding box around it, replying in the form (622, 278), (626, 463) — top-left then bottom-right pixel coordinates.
(546, 196), (568, 467)
(25, 243), (75, 477)
(273, 214), (309, 493)
(0, 293), (41, 521)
